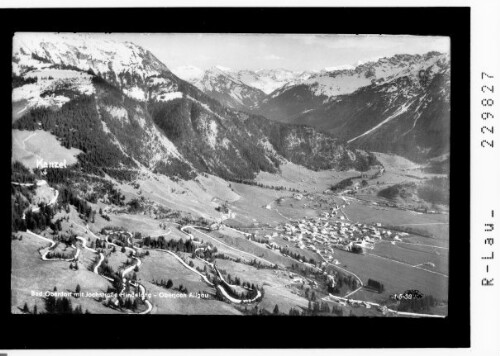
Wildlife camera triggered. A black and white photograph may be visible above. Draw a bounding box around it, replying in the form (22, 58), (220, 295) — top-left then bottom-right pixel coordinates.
(0, 3), (488, 353)
(10, 32), (451, 318)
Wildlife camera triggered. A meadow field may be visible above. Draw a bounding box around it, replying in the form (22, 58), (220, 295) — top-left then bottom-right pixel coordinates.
(328, 248), (448, 302)
(12, 129), (81, 169)
(11, 232), (118, 314)
(215, 259), (309, 313)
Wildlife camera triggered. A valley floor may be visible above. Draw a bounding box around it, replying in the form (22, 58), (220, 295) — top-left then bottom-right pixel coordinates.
(11, 153), (449, 317)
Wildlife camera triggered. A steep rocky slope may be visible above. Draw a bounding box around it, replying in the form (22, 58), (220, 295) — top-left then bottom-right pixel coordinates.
(258, 52), (450, 161)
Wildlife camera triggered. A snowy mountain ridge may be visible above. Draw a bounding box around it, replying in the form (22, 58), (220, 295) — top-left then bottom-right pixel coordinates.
(174, 65), (315, 95)
(14, 33), (169, 79)
(185, 66), (267, 111)
(258, 51), (451, 161)
(13, 32), (182, 105)
(12, 33), (378, 182)
(268, 51), (449, 100)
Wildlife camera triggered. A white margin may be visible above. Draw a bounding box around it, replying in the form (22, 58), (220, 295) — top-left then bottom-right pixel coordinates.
(3, 1), (500, 356)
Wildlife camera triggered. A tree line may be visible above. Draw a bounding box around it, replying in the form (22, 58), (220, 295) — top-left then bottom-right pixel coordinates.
(12, 161), (37, 183)
(141, 235), (197, 253)
(13, 95), (136, 180)
(367, 278), (385, 293)
(43, 287), (88, 314)
(397, 294), (437, 313)
(59, 186), (95, 222)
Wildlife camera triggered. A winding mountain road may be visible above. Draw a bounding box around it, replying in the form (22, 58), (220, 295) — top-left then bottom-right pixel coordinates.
(158, 249), (214, 287)
(70, 222), (151, 313)
(216, 285), (262, 304)
(93, 252), (114, 282)
(214, 265), (262, 303)
(27, 229), (79, 262)
(76, 236), (97, 253)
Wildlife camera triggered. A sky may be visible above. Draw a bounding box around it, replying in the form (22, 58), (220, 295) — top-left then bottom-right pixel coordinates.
(105, 33), (449, 72)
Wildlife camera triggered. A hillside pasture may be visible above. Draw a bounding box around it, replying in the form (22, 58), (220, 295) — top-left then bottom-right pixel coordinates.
(215, 259), (309, 314)
(373, 240), (448, 275)
(255, 161), (369, 193)
(137, 249), (212, 294)
(12, 129), (81, 170)
(342, 199), (449, 240)
(142, 282), (241, 315)
(328, 248), (448, 303)
(11, 232), (117, 314)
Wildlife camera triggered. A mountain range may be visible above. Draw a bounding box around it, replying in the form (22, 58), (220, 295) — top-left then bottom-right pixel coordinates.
(173, 65), (314, 95)
(172, 66), (314, 112)
(12, 33), (378, 182)
(174, 52), (450, 162)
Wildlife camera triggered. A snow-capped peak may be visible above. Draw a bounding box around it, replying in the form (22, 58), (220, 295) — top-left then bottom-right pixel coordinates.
(12, 33), (183, 104)
(235, 69), (312, 94)
(214, 65), (233, 72)
(172, 65), (204, 82)
(283, 51), (449, 99)
(322, 64), (356, 72)
(13, 32), (169, 78)
(174, 65), (314, 96)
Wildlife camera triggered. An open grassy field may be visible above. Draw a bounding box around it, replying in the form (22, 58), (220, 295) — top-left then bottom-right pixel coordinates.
(77, 244), (101, 271)
(373, 241), (448, 275)
(12, 129), (81, 169)
(225, 183), (347, 228)
(116, 172), (239, 221)
(215, 259), (309, 314)
(183, 253), (208, 272)
(136, 249), (242, 315)
(141, 282), (241, 315)
(105, 249), (130, 275)
(342, 199), (449, 240)
(137, 250), (211, 294)
(224, 183), (290, 226)
(189, 228), (277, 266)
(11, 232), (118, 314)
(210, 227), (293, 267)
(92, 210), (168, 238)
(401, 233), (449, 249)
(328, 248), (448, 302)
(373, 152), (422, 171)
(274, 198), (322, 221)
(255, 161), (370, 193)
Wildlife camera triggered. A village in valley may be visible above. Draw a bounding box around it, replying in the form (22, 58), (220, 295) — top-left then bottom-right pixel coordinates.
(267, 195), (400, 257)
(11, 147), (449, 317)
(11, 33), (450, 317)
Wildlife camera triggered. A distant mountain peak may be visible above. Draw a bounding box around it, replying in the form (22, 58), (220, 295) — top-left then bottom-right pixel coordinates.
(322, 64), (356, 72)
(213, 65), (233, 72)
(258, 50), (450, 162)
(172, 65), (204, 82)
(192, 66), (266, 111)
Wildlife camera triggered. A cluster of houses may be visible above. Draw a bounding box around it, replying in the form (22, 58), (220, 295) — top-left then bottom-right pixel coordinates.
(261, 204), (407, 260)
